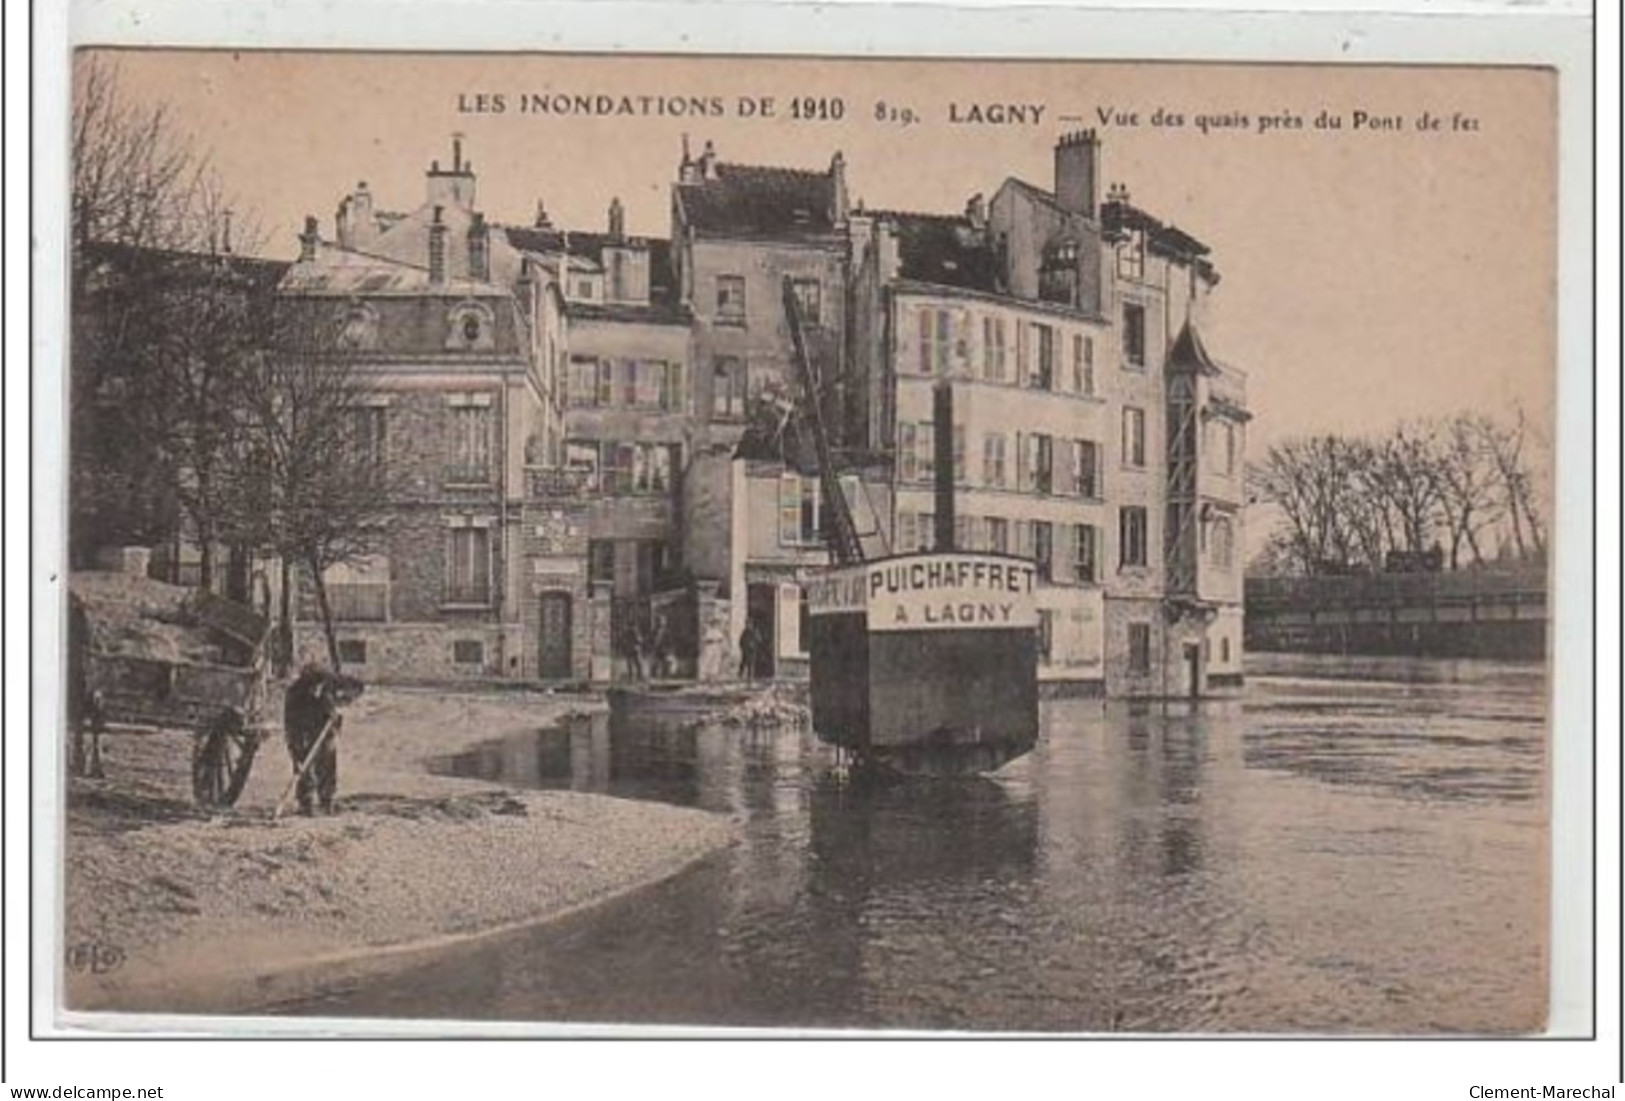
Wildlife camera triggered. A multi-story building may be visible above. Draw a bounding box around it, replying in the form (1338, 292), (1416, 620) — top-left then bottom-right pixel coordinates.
(505, 199), (697, 677)
(671, 139), (852, 447)
(280, 139), (569, 680)
(849, 131), (1248, 696)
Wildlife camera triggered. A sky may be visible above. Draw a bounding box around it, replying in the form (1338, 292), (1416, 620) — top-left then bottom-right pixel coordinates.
(83, 50), (1557, 453)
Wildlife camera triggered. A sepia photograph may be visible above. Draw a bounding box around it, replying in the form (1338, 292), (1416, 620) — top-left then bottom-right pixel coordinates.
(55, 45), (1563, 1036)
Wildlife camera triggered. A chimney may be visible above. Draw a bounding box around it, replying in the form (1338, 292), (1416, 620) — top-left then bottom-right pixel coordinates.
(608, 197), (625, 242)
(468, 211), (489, 282)
(964, 193), (987, 231)
(679, 133), (699, 184)
(533, 198), (553, 229)
(298, 215), (320, 261)
(427, 135), (477, 208)
(699, 140), (718, 181)
(428, 206), (447, 284)
(829, 151), (849, 225)
(1054, 128), (1100, 217)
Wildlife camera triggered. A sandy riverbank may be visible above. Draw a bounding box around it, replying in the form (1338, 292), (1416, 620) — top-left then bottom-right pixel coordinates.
(63, 688), (741, 1016)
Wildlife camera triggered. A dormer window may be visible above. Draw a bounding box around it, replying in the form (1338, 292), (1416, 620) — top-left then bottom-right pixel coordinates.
(445, 301), (496, 351)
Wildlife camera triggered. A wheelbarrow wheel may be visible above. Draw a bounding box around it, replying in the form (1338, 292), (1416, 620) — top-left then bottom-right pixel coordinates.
(192, 710), (259, 808)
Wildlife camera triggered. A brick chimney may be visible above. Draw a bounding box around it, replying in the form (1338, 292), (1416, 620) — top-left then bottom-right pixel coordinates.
(428, 206), (447, 284)
(608, 197), (625, 242)
(1054, 129), (1100, 217)
(468, 211), (490, 282)
(298, 215), (320, 261)
(678, 134), (701, 185)
(829, 151), (849, 224)
(698, 140), (719, 181)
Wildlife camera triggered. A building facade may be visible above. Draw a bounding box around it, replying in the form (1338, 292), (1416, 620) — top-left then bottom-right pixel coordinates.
(282, 140), (570, 681)
(281, 132), (1248, 694)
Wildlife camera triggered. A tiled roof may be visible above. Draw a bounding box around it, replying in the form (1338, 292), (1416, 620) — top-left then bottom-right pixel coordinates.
(677, 163), (836, 239)
(502, 226), (678, 302)
(875, 210), (999, 293)
(279, 245), (506, 297)
(565, 299), (691, 326)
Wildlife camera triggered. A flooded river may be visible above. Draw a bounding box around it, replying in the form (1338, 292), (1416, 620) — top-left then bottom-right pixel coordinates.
(283, 655), (1548, 1033)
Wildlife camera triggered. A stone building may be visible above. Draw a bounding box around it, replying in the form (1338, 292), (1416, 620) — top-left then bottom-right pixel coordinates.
(505, 200), (697, 679)
(281, 139), (570, 680)
(847, 131), (1249, 696)
(671, 138), (853, 449)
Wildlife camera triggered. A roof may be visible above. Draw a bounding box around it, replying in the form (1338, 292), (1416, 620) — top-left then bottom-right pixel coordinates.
(279, 245), (508, 297)
(677, 162), (838, 240)
(1003, 177), (1219, 281)
(1167, 320), (1220, 376)
(873, 210), (999, 293)
(565, 299), (691, 327)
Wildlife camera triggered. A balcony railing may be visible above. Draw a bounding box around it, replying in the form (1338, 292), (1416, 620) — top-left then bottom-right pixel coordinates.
(527, 466), (676, 500)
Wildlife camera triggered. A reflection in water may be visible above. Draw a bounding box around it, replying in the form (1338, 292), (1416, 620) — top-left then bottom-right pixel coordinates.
(299, 657), (1545, 1033)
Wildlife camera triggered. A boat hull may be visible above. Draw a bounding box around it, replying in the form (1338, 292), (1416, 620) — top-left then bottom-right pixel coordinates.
(806, 552), (1040, 776)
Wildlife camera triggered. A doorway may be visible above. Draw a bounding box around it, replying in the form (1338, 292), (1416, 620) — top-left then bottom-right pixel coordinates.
(1184, 642), (1202, 699)
(539, 592), (574, 679)
(745, 583), (777, 679)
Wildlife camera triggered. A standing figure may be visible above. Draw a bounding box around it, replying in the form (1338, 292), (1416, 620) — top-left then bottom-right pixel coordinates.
(616, 614), (643, 682)
(737, 620), (758, 681)
(283, 664), (364, 815)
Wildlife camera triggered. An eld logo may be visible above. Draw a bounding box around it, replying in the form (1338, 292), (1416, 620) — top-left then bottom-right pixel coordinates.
(65, 941), (124, 975)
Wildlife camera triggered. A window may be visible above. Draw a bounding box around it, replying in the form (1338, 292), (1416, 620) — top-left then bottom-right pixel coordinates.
(918, 512), (936, 551)
(1074, 524), (1098, 583)
(453, 640), (485, 665)
(347, 405), (386, 468)
(1122, 407), (1146, 467)
(576, 279), (595, 300)
(598, 441), (677, 495)
(587, 539), (615, 584)
(1123, 303), (1147, 367)
(1037, 610), (1055, 666)
(918, 308), (952, 375)
(898, 422), (935, 484)
(790, 279), (822, 326)
(713, 357), (746, 419)
(1117, 230), (1146, 281)
(1071, 439), (1101, 498)
(986, 517), (1010, 554)
(1128, 623), (1152, 674)
(716, 275), (746, 325)
(1210, 516), (1235, 568)
(446, 400), (492, 484)
(1220, 636), (1231, 663)
(1073, 334), (1096, 395)
(895, 512), (917, 555)
(954, 515), (974, 553)
(952, 425), (967, 484)
(1019, 433), (1053, 494)
(798, 588), (812, 655)
(627, 361), (664, 409)
(326, 557), (389, 622)
(1217, 420), (1237, 475)
(568, 357), (599, 407)
(1119, 506), (1148, 568)
(983, 433), (1007, 488)
(779, 474), (824, 546)
(595, 360), (616, 407)
(1033, 521), (1054, 581)
(445, 526), (492, 605)
(982, 317), (1008, 382)
(336, 639), (368, 665)
(1026, 323), (1055, 389)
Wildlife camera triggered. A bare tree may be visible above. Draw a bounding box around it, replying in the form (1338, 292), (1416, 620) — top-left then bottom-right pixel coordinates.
(71, 54), (268, 573)
(1430, 413), (1505, 569)
(1476, 404), (1548, 563)
(1364, 424), (1444, 559)
(227, 305), (408, 672)
(1256, 435), (1368, 574)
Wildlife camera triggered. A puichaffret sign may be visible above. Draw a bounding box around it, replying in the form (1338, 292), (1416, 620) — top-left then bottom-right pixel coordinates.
(806, 553), (1040, 632)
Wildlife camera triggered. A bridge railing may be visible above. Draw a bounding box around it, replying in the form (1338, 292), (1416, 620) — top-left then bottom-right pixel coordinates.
(1245, 567), (1548, 610)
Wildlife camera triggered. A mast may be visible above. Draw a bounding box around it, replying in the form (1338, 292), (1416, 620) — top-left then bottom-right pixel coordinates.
(783, 278), (864, 566)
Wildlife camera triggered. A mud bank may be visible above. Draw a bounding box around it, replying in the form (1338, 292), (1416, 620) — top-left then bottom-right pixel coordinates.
(63, 688), (740, 1016)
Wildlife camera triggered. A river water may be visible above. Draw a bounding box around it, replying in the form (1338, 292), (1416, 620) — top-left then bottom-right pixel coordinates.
(283, 655), (1548, 1033)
